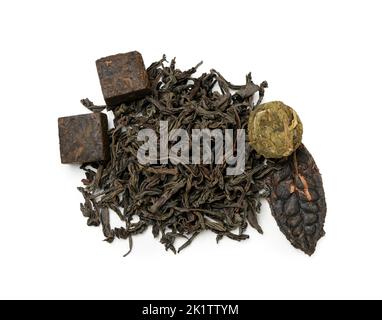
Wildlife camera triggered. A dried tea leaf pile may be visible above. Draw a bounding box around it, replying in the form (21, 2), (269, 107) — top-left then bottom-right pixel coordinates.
(76, 55), (326, 255)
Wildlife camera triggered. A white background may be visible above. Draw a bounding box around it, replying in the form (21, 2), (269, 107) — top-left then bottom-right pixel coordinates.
(0, 0), (381, 300)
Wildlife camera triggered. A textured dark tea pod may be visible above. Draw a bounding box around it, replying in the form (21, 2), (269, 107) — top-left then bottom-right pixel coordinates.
(248, 101), (303, 158)
(263, 144), (326, 255)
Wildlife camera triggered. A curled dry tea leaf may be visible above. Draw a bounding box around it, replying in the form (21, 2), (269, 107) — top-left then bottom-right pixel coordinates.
(264, 144), (326, 255)
(80, 98), (107, 113)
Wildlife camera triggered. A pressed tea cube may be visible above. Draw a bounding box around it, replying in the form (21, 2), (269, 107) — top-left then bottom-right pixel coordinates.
(58, 113), (109, 164)
(96, 51), (151, 107)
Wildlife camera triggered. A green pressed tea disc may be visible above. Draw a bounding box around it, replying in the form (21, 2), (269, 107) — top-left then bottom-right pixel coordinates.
(248, 101), (303, 158)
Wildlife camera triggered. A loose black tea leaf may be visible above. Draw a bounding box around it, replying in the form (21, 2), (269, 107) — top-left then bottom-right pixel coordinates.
(264, 144), (327, 255)
(80, 98), (106, 113)
(77, 56), (277, 254)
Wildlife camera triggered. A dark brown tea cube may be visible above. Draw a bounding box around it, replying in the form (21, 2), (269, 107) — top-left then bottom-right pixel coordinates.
(96, 51), (151, 106)
(58, 113), (109, 164)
